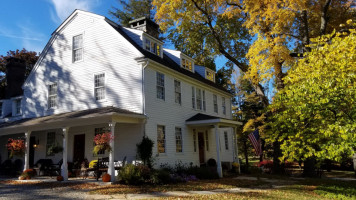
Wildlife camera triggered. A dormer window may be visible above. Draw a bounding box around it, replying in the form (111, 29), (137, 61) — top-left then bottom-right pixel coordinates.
(143, 35), (162, 57)
(181, 55), (194, 72)
(206, 69), (215, 82)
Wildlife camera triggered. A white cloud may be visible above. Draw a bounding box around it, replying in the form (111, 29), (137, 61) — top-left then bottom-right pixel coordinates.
(18, 22), (47, 54)
(49, 0), (96, 23)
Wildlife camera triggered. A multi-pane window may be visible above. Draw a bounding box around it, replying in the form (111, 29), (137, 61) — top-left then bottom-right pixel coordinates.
(192, 86), (195, 109)
(222, 97), (226, 115)
(202, 90), (206, 111)
(46, 132), (56, 156)
(94, 73), (105, 100)
(224, 131), (229, 150)
(205, 131), (209, 151)
(193, 130), (197, 152)
(175, 127), (183, 153)
(157, 125), (166, 153)
(145, 39), (151, 51)
(145, 38), (161, 56)
(156, 72), (165, 100)
(94, 128), (105, 155)
(73, 34), (83, 62)
(206, 70), (215, 82)
(213, 94), (218, 113)
(15, 99), (21, 115)
(48, 83), (57, 109)
(181, 58), (193, 71)
(196, 88), (202, 110)
(174, 80), (181, 105)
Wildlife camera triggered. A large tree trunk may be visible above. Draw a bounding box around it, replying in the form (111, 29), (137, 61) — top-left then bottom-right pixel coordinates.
(303, 158), (318, 177)
(243, 139), (249, 167)
(272, 141), (284, 174)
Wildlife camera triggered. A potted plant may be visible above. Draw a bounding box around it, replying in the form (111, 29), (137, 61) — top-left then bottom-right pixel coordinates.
(47, 143), (63, 155)
(7, 138), (25, 158)
(93, 132), (114, 155)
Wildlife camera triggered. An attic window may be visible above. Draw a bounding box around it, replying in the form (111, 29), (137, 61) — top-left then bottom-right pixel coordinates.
(144, 37), (161, 56)
(206, 70), (215, 82)
(181, 58), (193, 72)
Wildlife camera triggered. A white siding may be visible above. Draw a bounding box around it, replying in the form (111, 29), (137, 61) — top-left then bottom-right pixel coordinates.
(144, 65), (234, 167)
(22, 13), (144, 118)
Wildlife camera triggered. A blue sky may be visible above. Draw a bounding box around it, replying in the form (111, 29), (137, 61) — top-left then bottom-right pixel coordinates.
(0, 0), (228, 70)
(0, 0), (119, 55)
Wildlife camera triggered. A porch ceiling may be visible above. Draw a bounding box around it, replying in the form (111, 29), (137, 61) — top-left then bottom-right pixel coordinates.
(185, 113), (242, 128)
(0, 106), (146, 135)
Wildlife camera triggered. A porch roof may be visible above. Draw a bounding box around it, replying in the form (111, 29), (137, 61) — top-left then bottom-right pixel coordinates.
(186, 113), (242, 127)
(0, 106), (146, 135)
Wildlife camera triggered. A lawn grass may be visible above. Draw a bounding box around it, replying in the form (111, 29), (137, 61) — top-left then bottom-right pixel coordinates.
(1, 172), (355, 199)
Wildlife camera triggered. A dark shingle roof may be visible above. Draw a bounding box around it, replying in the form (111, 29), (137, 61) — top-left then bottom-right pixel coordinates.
(105, 19), (230, 94)
(186, 113), (223, 122)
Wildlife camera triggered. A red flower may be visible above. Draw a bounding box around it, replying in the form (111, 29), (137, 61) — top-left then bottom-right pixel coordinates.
(93, 132), (114, 145)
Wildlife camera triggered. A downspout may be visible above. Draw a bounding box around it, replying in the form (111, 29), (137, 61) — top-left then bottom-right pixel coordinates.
(140, 58), (149, 136)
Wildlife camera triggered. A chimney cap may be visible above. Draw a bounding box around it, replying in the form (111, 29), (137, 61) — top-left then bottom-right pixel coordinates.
(129, 16), (159, 29)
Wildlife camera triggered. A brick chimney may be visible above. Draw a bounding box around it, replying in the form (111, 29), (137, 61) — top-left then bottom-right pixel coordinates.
(129, 17), (160, 39)
(5, 57), (26, 98)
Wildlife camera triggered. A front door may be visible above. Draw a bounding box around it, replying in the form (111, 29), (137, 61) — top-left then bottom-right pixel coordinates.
(29, 137), (35, 167)
(198, 132), (205, 165)
(73, 134), (85, 164)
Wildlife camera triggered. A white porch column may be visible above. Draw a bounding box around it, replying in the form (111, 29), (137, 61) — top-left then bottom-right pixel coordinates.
(24, 131), (32, 171)
(61, 127), (69, 181)
(108, 122), (116, 182)
(214, 125), (223, 178)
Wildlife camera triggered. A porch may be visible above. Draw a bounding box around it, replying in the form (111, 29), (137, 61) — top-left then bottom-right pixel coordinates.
(186, 113), (242, 177)
(0, 106), (146, 182)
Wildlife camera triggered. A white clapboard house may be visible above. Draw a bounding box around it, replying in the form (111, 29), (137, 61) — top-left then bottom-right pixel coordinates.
(0, 10), (241, 182)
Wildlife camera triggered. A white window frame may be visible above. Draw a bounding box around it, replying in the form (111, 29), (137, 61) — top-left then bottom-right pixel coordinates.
(192, 86), (195, 109)
(12, 97), (22, 116)
(202, 90), (206, 111)
(72, 34), (83, 62)
(175, 127), (183, 153)
(213, 94), (218, 113)
(205, 68), (215, 82)
(196, 88), (202, 110)
(222, 97), (226, 115)
(174, 80), (181, 105)
(47, 83), (57, 109)
(94, 73), (106, 101)
(156, 72), (165, 100)
(224, 131), (229, 150)
(157, 125), (166, 154)
(180, 55), (194, 72)
(143, 34), (163, 57)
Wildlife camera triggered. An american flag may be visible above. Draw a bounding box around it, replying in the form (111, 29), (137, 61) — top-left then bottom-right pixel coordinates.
(248, 129), (262, 156)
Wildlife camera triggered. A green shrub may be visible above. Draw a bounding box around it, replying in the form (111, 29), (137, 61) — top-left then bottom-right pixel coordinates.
(136, 136), (154, 167)
(187, 166), (219, 179)
(150, 169), (171, 184)
(118, 164), (143, 185)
